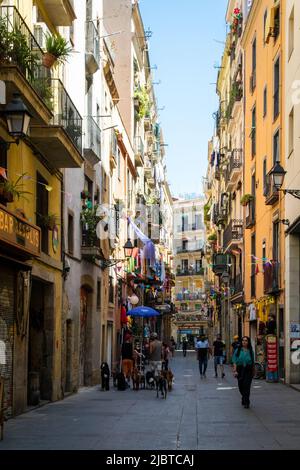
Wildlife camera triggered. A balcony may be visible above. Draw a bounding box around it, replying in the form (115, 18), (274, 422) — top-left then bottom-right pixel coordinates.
(216, 204), (228, 225)
(176, 268), (204, 277)
(110, 130), (118, 170)
(212, 253), (229, 275)
(144, 116), (152, 132)
(226, 81), (243, 122)
(134, 136), (144, 167)
(144, 162), (154, 179)
(245, 199), (255, 229)
(83, 116), (101, 165)
(0, 6), (53, 125)
(223, 219), (243, 251)
(81, 231), (102, 261)
(176, 247), (203, 254)
(39, 0), (76, 26)
(30, 78), (83, 168)
(85, 20), (100, 75)
(264, 173), (279, 206)
(225, 149), (243, 191)
(264, 261), (280, 294)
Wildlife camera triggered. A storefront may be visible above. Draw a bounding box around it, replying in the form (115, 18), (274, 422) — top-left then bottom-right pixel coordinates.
(0, 204), (41, 417)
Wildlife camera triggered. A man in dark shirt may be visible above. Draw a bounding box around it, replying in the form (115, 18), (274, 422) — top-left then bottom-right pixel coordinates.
(231, 335), (240, 357)
(213, 334), (225, 378)
(121, 336), (134, 387)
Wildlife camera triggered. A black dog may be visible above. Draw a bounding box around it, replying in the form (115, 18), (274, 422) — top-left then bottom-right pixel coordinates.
(156, 375), (167, 399)
(100, 362), (110, 391)
(145, 371), (155, 389)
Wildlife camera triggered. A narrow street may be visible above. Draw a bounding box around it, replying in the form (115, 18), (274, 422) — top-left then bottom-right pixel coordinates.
(1, 352), (300, 450)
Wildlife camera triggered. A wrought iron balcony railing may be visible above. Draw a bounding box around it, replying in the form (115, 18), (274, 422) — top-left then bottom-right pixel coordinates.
(223, 219), (243, 250)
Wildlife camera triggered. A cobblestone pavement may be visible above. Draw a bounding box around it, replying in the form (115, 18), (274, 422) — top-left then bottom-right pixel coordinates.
(1, 351), (300, 450)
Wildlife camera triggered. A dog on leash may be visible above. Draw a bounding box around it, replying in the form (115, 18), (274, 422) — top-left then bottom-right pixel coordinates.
(132, 367), (142, 391)
(100, 362), (110, 391)
(162, 369), (174, 391)
(155, 373), (167, 399)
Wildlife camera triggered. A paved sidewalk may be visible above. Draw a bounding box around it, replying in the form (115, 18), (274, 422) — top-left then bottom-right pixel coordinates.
(1, 352), (300, 450)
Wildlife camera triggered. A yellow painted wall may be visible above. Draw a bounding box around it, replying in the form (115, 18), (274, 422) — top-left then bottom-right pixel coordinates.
(243, 0), (285, 306)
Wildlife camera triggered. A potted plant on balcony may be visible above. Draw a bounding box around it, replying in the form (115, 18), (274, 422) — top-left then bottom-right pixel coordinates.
(240, 194), (254, 207)
(134, 86), (150, 121)
(0, 174), (31, 204)
(0, 19), (38, 78)
(38, 213), (59, 231)
(43, 34), (73, 69)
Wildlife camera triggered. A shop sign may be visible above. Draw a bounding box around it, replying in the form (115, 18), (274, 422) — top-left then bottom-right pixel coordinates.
(0, 204), (41, 257)
(290, 322), (300, 339)
(266, 334), (278, 382)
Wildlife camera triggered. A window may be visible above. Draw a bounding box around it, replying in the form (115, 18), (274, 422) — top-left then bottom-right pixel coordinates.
(0, 140), (7, 170)
(263, 86), (267, 117)
(262, 240), (266, 273)
(182, 214), (188, 231)
(36, 172), (49, 254)
(196, 259), (202, 272)
(263, 9), (268, 45)
(273, 57), (280, 120)
(182, 259), (189, 272)
(251, 106), (256, 157)
(252, 37), (256, 74)
(109, 276), (114, 304)
(97, 280), (101, 309)
(182, 240), (188, 251)
(68, 213), (74, 255)
(263, 158), (267, 196)
(273, 129), (280, 164)
(288, 107), (294, 157)
(251, 37), (256, 91)
(273, 2), (280, 42)
(288, 7), (294, 59)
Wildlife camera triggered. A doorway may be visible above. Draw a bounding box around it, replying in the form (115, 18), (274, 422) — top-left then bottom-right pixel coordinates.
(79, 287), (92, 386)
(28, 279), (54, 404)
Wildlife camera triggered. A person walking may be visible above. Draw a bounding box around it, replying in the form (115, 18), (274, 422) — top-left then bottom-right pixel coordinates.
(121, 335), (134, 388)
(162, 342), (171, 370)
(149, 333), (163, 376)
(213, 334), (226, 378)
(196, 335), (210, 378)
(231, 335), (241, 363)
(182, 338), (188, 357)
(232, 336), (255, 409)
(170, 336), (176, 357)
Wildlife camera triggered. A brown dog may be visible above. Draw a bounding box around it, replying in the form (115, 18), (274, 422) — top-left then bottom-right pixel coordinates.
(162, 369), (174, 390)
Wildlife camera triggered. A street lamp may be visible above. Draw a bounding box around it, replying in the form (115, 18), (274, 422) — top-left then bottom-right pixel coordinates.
(100, 239), (134, 269)
(270, 162), (300, 200)
(124, 238), (134, 258)
(4, 93), (32, 141)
